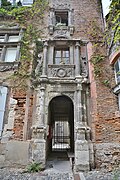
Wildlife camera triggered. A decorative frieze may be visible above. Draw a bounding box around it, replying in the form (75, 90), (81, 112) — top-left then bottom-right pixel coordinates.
(0, 62), (19, 72)
(52, 2), (71, 10)
(48, 64), (75, 78)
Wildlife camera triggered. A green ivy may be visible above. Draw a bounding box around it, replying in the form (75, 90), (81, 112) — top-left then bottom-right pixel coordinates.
(106, 0), (120, 52)
(0, 0), (48, 89)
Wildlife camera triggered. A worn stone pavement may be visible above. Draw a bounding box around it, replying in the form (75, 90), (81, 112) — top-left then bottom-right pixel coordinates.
(0, 162), (120, 180)
(0, 160), (74, 180)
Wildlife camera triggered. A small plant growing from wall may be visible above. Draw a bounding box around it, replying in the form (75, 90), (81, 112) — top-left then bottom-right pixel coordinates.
(26, 162), (43, 173)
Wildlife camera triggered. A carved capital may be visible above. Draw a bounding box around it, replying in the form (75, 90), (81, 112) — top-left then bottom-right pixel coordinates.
(32, 126), (46, 139)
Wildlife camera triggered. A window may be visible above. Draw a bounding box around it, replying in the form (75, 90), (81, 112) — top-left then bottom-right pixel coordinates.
(5, 47), (17, 62)
(22, 0), (33, 6)
(114, 58), (120, 84)
(54, 48), (70, 64)
(8, 36), (19, 42)
(118, 93), (120, 110)
(55, 11), (68, 26)
(0, 47), (2, 58)
(0, 33), (20, 62)
(0, 86), (7, 136)
(0, 36), (5, 42)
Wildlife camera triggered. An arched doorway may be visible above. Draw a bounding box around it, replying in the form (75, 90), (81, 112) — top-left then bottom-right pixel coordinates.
(47, 95), (74, 158)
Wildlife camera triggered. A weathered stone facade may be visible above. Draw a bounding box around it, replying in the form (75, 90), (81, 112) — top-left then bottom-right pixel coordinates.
(0, 0), (120, 172)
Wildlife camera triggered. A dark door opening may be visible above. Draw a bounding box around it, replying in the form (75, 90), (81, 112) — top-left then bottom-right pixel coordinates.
(47, 96), (74, 157)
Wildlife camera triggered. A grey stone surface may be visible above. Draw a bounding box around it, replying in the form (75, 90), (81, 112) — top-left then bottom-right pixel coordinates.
(84, 169), (120, 180)
(0, 167), (120, 180)
(0, 166), (74, 180)
(5, 141), (30, 166)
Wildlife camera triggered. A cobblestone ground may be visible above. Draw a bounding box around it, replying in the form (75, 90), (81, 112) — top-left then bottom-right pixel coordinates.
(84, 169), (120, 180)
(0, 167), (120, 180)
(0, 167), (74, 180)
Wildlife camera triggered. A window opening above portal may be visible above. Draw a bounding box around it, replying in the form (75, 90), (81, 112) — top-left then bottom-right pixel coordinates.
(55, 11), (68, 26)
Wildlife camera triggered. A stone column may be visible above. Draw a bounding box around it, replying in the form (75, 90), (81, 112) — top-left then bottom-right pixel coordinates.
(34, 86), (45, 126)
(68, 10), (72, 26)
(83, 90), (87, 124)
(49, 44), (54, 64)
(41, 41), (48, 78)
(31, 126), (46, 167)
(75, 41), (80, 77)
(68, 9), (74, 35)
(19, 29), (24, 41)
(118, 93), (120, 110)
(31, 86), (46, 167)
(76, 82), (83, 123)
(75, 81), (90, 171)
(16, 44), (20, 61)
(49, 8), (54, 25)
(49, 8), (54, 35)
(39, 87), (45, 126)
(70, 43), (74, 64)
(1, 98), (17, 143)
(75, 125), (90, 171)
(1, 46), (6, 61)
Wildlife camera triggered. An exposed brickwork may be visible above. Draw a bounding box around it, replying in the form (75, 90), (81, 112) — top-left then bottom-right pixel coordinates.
(27, 95), (33, 140)
(13, 97), (26, 140)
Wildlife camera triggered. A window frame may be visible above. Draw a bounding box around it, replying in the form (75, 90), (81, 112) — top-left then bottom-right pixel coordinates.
(0, 86), (8, 136)
(0, 33), (21, 62)
(55, 11), (68, 26)
(114, 58), (120, 84)
(54, 47), (70, 64)
(5, 47), (18, 62)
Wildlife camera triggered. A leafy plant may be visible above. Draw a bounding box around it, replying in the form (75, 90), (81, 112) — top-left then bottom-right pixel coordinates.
(106, 0), (120, 54)
(26, 162), (42, 173)
(113, 169), (120, 180)
(0, 0), (48, 89)
(91, 54), (104, 65)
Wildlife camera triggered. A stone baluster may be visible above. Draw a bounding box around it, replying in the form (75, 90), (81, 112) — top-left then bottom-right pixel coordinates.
(41, 41), (48, 77)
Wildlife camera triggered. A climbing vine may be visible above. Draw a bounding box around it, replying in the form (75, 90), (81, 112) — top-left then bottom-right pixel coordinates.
(0, 0), (48, 89)
(88, 20), (106, 77)
(106, 0), (120, 54)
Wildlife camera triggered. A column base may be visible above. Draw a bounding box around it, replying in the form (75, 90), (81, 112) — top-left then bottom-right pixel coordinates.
(75, 140), (90, 172)
(31, 139), (46, 168)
